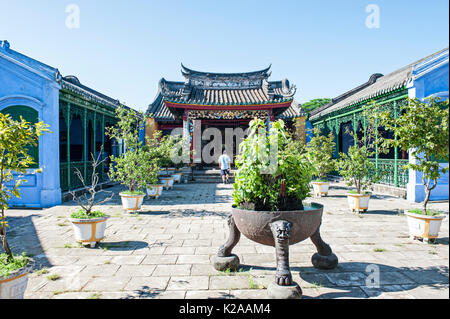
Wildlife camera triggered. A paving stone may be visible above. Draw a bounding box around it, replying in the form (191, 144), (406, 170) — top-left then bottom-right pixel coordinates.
(141, 255), (178, 265)
(402, 270), (450, 284)
(124, 276), (170, 292)
(115, 265), (157, 277)
(110, 255), (145, 265)
(80, 265), (120, 277)
(185, 290), (231, 299)
(82, 276), (132, 292)
(167, 276), (210, 290)
(165, 246), (195, 255)
(153, 264), (192, 276)
(177, 254), (211, 264)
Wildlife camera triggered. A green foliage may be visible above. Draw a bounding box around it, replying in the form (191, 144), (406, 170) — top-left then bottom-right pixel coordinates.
(0, 112), (49, 263)
(306, 127), (336, 180)
(408, 208), (442, 216)
(377, 97), (449, 212)
(0, 252), (29, 278)
(107, 106), (160, 191)
(335, 102), (387, 194)
(233, 119), (313, 211)
(302, 98), (331, 113)
(70, 209), (107, 219)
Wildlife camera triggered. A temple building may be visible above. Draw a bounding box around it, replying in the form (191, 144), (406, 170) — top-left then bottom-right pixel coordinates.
(146, 65), (306, 165)
(0, 41), (131, 208)
(308, 47), (449, 202)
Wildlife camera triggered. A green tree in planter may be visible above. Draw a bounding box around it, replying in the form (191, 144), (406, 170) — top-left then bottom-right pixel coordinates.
(335, 103), (388, 194)
(307, 127), (335, 181)
(0, 112), (49, 272)
(233, 119), (314, 211)
(106, 106), (159, 194)
(377, 97), (449, 213)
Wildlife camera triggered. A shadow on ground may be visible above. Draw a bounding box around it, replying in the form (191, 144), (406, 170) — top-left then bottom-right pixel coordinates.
(237, 262), (449, 299)
(2, 215), (51, 270)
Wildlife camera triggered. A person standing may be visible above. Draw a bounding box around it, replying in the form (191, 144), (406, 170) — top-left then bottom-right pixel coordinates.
(218, 150), (231, 184)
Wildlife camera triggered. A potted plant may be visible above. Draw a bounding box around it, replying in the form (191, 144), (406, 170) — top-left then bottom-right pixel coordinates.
(335, 103), (386, 213)
(157, 134), (177, 190)
(68, 149), (114, 248)
(307, 127), (336, 197)
(212, 119), (338, 299)
(170, 136), (191, 184)
(378, 97), (449, 242)
(0, 112), (49, 298)
(107, 106), (148, 212)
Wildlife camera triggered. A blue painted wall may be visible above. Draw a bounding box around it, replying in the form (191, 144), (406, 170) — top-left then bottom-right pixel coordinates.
(407, 49), (449, 203)
(0, 41), (62, 208)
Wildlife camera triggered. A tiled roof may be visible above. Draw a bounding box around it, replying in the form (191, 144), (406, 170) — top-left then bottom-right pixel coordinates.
(148, 66), (304, 120)
(309, 48), (449, 120)
(61, 75), (131, 110)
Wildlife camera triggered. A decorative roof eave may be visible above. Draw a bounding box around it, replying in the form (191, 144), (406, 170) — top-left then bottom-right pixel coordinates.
(180, 63), (272, 79)
(61, 80), (121, 110)
(164, 99), (293, 111)
(310, 85), (407, 122)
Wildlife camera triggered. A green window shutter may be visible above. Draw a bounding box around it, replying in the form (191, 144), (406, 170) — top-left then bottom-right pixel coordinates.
(1, 105), (39, 168)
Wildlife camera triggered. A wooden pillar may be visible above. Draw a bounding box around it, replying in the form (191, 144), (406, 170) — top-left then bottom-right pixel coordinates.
(193, 119), (202, 164)
(295, 116), (306, 144)
(394, 101), (399, 187)
(101, 114), (105, 181)
(83, 108), (87, 181)
(145, 117), (159, 144)
(67, 103), (71, 190)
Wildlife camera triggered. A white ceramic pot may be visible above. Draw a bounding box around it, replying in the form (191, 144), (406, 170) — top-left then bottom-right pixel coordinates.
(119, 193), (145, 212)
(0, 263), (32, 299)
(171, 173), (182, 183)
(346, 193), (371, 213)
(160, 177), (174, 190)
(311, 182), (330, 197)
(405, 211), (446, 242)
(146, 184), (164, 199)
(69, 216), (109, 248)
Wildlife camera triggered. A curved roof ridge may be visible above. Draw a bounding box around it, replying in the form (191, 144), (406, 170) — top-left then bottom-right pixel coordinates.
(180, 63), (271, 77)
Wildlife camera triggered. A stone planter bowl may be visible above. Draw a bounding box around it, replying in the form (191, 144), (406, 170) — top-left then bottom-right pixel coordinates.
(231, 203), (324, 246)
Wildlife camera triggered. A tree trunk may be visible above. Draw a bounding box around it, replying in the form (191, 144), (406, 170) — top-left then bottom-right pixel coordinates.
(1, 208), (13, 262)
(423, 188), (431, 213)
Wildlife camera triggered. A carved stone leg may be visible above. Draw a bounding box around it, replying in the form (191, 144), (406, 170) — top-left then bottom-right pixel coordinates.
(310, 227), (338, 270)
(212, 215), (241, 271)
(267, 220), (302, 299)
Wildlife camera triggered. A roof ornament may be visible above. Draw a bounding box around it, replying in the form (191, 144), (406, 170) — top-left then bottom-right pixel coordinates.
(281, 78), (297, 98)
(0, 40), (10, 50)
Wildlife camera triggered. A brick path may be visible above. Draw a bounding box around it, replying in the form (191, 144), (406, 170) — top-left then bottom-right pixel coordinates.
(4, 182), (449, 299)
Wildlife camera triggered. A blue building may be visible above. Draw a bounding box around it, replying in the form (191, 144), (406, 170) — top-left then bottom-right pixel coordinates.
(1, 41), (135, 208)
(0, 40), (62, 208)
(406, 48), (449, 202)
(308, 47), (449, 202)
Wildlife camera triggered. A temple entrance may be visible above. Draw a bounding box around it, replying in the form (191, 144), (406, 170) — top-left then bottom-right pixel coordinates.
(199, 120), (250, 167)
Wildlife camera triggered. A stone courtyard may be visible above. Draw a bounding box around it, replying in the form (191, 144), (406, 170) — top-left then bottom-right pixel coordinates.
(6, 181), (449, 299)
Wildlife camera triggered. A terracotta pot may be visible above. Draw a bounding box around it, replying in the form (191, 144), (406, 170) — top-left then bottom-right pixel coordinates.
(0, 262), (33, 299)
(231, 203), (324, 246)
(119, 193), (145, 212)
(346, 193), (370, 213)
(69, 216), (109, 248)
(146, 185), (164, 198)
(405, 211), (446, 242)
(311, 182), (330, 197)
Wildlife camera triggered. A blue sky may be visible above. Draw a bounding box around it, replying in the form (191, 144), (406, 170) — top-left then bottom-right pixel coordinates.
(1, 0), (448, 111)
